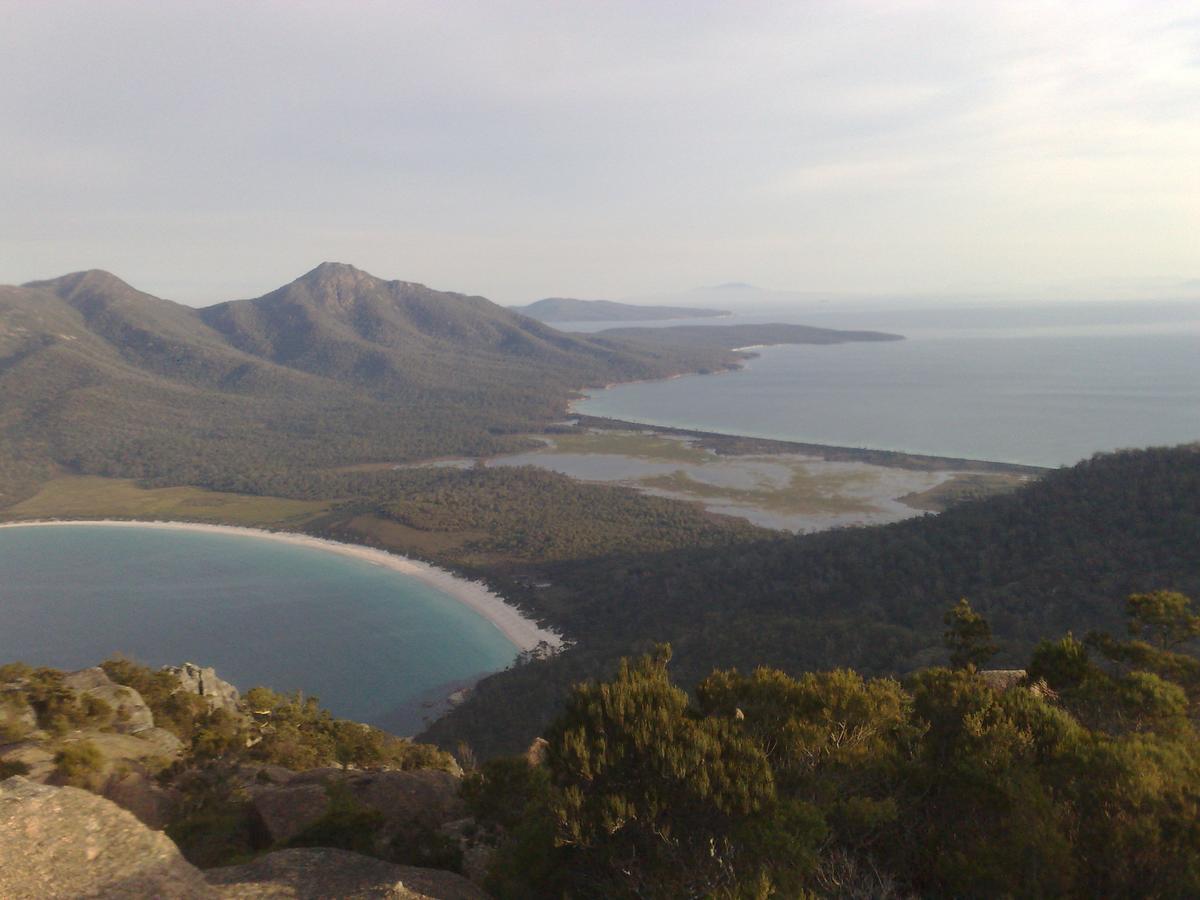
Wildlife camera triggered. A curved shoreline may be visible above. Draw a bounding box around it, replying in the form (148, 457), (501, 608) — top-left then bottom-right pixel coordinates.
(0, 519), (564, 654)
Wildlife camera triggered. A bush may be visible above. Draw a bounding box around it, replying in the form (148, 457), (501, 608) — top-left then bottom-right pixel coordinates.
(53, 740), (105, 788)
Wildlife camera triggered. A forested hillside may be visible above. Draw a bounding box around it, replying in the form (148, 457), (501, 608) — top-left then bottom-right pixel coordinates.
(0, 265), (732, 505)
(0, 264), (896, 506)
(423, 444), (1200, 756)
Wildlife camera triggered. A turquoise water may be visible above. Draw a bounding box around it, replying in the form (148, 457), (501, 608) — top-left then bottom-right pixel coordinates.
(0, 525), (517, 735)
(575, 305), (1200, 468)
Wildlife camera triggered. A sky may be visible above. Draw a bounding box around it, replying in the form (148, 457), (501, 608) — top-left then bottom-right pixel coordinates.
(1, 1), (1198, 307)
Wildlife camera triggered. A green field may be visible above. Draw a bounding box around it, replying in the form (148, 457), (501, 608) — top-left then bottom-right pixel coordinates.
(1, 476), (331, 526)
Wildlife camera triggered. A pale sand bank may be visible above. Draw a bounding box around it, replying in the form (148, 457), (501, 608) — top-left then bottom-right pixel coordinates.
(0, 520), (564, 654)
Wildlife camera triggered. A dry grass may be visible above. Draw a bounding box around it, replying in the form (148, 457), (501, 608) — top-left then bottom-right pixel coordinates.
(3, 476), (330, 527)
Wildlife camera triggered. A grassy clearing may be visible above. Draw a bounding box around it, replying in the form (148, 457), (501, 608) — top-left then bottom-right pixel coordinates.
(2, 476), (330, 527)
(548, 430), (711, 464)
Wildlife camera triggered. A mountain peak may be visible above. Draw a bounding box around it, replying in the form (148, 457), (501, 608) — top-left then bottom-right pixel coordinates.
(24, 269), (139, 295)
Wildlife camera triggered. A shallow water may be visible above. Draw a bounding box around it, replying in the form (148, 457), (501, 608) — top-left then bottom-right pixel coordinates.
(0, 525), (517, 735)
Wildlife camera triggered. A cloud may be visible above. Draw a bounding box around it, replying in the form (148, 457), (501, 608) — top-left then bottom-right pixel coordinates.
(0, 0), (1196, 303)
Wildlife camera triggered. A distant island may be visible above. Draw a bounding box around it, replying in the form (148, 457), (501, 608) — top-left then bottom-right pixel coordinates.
(511, 296), (730, 322)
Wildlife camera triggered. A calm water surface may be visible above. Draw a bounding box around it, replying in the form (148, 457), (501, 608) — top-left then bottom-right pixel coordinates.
(0, 525), (517, 734)
(574, 303), (1200, 467)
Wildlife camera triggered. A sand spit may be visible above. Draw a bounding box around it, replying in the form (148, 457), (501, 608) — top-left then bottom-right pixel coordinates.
(0, 520), (564, 654)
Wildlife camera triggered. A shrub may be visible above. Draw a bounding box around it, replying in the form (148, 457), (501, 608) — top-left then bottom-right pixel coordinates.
(53, 740), (105, 788)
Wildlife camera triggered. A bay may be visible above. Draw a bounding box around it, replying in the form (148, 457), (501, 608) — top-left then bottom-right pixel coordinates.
(574, 302), (1200, 468)
(0, 524), (518, 735)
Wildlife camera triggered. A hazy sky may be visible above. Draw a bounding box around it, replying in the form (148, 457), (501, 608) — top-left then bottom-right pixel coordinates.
(2, 1), (1197, 306)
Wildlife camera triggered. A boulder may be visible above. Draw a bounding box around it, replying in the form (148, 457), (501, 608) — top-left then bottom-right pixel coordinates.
(103, 770), (177, 829)
(207, 847), (490, 899)
(0, 741), (54, 781)
(0, 775), (217, 899)
(62, 667), (154, 734)
(251, 781), (332, 844)
(345, 769), (465, 834)
(250, 768), (466, 848)
(166, 662), (242, 713)
(137, 725), (186, 757)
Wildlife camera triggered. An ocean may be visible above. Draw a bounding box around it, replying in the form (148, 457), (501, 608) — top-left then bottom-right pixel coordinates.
(0, 525), (517, 735)
(572, 301), (1200, 467)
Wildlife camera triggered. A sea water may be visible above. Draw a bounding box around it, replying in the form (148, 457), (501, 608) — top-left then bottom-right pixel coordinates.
(0, 525), (517, 735)
(573, 302), (1200, 468)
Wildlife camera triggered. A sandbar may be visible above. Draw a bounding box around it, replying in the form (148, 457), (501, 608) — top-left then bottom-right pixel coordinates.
(0, 519), (564, 654)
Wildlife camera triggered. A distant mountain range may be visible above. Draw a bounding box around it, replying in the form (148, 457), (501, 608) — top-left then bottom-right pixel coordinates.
(511, 297), (729, 322)
(0, 263), (895, 503)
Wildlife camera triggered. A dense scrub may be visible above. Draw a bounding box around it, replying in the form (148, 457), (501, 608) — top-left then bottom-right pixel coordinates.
(467, 594), (1200, 898)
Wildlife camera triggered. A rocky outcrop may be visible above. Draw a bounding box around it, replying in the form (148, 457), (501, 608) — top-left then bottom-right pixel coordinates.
(0, 776), (217, 899)
(1, 778), (490, 899)
(166, 662), (242, 713)
(62, 667), (155, 734)
(252, 781), (332, 844)
(249, 767), (466, 845)
(208, 847), (490, 899)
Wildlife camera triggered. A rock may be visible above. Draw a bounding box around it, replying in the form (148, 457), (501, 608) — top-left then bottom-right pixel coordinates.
(103, 770), (177, 829)
(62, 667), (155, 734)
(250, 768), (466, 848)
(525, 737), (549, 767)
(347, 769), (465, 834)
(0, 775), (217, 899)
(0, 741), (54, 782)
(166, 662), (242, 713)
(207, 847), (490, 899)
(137, 725), (186, 757)
(251, 782), (332, 844)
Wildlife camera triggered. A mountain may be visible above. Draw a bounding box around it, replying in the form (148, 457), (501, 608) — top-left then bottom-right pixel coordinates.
(0, 262), (911, 503)
(0, 263), (741, 501)
(510, 296), (729, 322)
(421, 443), (1200, 756)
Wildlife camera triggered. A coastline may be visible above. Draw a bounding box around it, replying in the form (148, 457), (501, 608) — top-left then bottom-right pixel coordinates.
(0, 519), (564, 655)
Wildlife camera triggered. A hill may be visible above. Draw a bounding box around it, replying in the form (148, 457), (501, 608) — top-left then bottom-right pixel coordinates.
(420, 443), (1200, 757)
(0, 264), (741, 502)
(0, 263), (905, 504)
(510, 296), (729, 322)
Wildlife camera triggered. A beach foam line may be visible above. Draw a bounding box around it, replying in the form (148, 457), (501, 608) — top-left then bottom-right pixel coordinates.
(0, 519), (564, 654)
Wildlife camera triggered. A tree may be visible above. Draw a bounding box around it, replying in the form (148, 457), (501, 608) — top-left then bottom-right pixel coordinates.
(544, 645), (785, 897)
(942, 598), (998, 669)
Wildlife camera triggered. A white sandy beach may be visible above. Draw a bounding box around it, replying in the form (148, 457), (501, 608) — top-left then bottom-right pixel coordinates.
(0, 519), (564, 654)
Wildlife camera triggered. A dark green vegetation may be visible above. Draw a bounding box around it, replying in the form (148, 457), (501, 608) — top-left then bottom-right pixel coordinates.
(467, 594), (1200, 898)
(511, 297), (730, 322)
(422, 444), (1200, 757)
(0, 263), (748, 505)
(594, 322), (903, 351)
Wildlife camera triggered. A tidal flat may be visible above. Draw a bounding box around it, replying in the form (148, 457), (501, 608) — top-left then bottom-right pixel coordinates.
(468, 428), (1035, 532)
